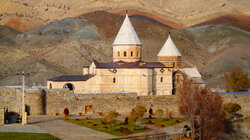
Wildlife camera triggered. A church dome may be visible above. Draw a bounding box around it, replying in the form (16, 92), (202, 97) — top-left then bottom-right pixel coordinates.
(113, 14), (141, 46)
(158, 35), (181, 56)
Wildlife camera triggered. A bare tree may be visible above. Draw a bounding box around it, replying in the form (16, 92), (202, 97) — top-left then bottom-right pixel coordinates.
(179, 80), (225, 140)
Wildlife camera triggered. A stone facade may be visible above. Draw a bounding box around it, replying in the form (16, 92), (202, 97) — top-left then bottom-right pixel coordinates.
(113, 45), (142, 62)
(158, 56), (181, 68)
(48, 67), (173, 96)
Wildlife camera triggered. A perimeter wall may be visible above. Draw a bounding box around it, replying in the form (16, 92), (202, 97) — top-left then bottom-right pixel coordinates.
(0, 87), (250, 116)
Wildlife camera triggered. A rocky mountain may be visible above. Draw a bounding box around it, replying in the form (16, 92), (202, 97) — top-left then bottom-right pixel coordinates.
(0, 0), (249, 88)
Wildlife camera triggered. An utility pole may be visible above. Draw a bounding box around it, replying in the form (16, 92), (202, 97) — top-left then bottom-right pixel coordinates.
(22, 71), (25, 125)
(18, 71), (28, 125)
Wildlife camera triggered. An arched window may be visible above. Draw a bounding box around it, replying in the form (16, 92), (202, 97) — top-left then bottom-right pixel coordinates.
(160, 77), (163, 83)
(49, 83), (52, 89)
(131, 51), (133, 57)
(63, 83), (74, 91)
(113, 77), (116, 83)
(124, 51), (127, 57)
(137, 51), (139, 57)
(118, 51), (120, 57)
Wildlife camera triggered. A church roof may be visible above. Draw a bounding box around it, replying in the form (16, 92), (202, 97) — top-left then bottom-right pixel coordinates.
(181, 67), (201, 78)
(113, 14), (141, 46)
(93, 60), (169, 69)
(158, 35), (181, 56)
(48, 75), (94, 81)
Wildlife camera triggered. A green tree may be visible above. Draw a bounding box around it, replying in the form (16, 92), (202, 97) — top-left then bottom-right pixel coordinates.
(102, 111), (118, 131)
(129, 105), (146, 131)
(224, 67), (250, 92)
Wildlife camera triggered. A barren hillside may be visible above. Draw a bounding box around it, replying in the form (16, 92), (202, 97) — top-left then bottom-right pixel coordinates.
(0, 0), (249, 88)
(0, 11), (249, 88)
(1, 0), (250, 32)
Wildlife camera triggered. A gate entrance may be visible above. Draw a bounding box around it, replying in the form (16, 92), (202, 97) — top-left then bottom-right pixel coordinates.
(85, 106), (93, 114)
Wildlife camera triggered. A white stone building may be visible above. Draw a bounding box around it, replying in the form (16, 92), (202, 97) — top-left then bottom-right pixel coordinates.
(47, 14), (204, 96)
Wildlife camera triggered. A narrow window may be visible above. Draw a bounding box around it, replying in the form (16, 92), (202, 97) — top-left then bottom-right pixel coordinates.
(118, 51), (120, 57)
(131, 51), (133, 57)
(49, 83), (52, 89)
(137, 51), (139, 57)
(160, 77), (163, 83)
(124, 51), (127, 57)
(113, 77), (116, 83)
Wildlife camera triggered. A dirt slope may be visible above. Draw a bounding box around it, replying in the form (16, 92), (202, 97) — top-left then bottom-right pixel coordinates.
(1, 0), (250, 32)
(0, 11), (249, 88)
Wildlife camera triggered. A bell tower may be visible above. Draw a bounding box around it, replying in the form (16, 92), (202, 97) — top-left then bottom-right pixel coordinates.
(158, 34), (181, 68)
(112, 12), (142, 62)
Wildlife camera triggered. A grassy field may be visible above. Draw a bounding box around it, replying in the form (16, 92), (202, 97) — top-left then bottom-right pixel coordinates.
(0, 132), (59, 140)
(64, 118), (149, 136)
(140, 118), (185, 127)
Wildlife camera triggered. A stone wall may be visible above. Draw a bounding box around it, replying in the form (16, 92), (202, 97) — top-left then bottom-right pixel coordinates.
(1, 87), (250, 117)
(45, 90), (180, 116)
(0, 87), (44, 116)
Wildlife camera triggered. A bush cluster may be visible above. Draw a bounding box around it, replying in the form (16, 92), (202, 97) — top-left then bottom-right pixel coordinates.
(224, 102), (241, 114)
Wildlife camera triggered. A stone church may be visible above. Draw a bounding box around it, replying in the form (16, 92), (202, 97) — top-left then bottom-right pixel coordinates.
(47, 14), (204, 96)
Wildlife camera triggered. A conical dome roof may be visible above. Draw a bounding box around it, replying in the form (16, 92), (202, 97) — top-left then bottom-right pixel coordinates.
(113, 14), (141, 46)
(158, 35), (181, 56)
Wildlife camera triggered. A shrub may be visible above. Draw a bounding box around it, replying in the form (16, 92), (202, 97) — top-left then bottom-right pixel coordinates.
(224, 102), (241, 114)
(64, 108), (69, 116)
(85, 115), (89, 120)
(98, 111), (103, 116)
(102, 111), (118, 131)
(155, 109), (163, 118)
(160, 122), (164, 127)
(64, 115), (68, 120)
(176, 119), (179, 123)
(166, 109), (174, 118)
(148, 119), (152, 124)
(168, 111), (174, 119)
(120, 125), (124, 129)
(55, 112), (59, 116)
(115, 111), (119, 116)
(149, 108), (153, 118)
(120, 125), (131, 135)
(79, 112), (82, 116)
(125, 117), (129, 124)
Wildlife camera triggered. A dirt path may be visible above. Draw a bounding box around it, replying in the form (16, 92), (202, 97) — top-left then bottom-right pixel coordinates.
(0, 124), (47, 133)
(29, 117), (116, 140)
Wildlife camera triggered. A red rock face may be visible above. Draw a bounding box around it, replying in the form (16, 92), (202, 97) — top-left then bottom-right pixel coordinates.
(5, 18), (26, 33)
(4, 18), (36, 33)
